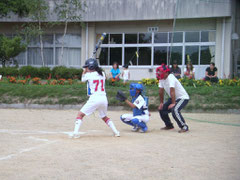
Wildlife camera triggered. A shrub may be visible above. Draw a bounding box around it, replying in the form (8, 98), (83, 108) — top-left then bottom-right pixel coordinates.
(19, 66), (38, 78)
(38, 67), (51, 79)
(69, 68), (83, 79)
(0, 67), (19, 77)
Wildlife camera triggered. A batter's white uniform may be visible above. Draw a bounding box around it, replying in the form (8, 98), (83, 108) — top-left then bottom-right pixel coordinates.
(80, 71), (108, 118)
(122, 95), (150, 124)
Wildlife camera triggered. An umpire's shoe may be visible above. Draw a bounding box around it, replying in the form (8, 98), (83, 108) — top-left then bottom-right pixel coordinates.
(178, 125), (189, 133)
(161, 126), (174, 130)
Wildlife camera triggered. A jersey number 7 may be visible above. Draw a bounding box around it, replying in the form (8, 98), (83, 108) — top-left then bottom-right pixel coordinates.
(93, 80), (104, 92)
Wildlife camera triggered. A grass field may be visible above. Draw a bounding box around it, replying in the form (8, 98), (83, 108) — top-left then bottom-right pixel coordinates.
(0, 109), (239, 180)
(0, 82), (240, 111)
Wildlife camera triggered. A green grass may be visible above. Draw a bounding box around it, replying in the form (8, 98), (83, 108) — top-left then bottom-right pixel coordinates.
(0, 82), (240, 111)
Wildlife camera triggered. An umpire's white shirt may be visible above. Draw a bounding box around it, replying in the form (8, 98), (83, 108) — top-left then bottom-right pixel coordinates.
(159, 74), (189, 100)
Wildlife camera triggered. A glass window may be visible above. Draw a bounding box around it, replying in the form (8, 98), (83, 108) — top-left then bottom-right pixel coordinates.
(110, 48), (122, 65)
(68, 48), (81, 66)
(200, 46), (215, 65)
(56, 34), (81, 46)
(43, 48), (53, 65)
(138, 47), (151, 65)
(125, 34), (137, 44)
(15, 51), (26, 65)
(185, 32), (200, 42)
(139, 33), (152, 44)
(99, 48), (109, 65)
(169, 46), (182, 65)
(55, 47), (68, 66)
(185, 46), (199, 65)
(169, 32), (183, 43)
(154, 47), (167, 65)
(43, 35), (53, 46)
(154, 33), (168, 43)
(201, 31), (216, 42)
(125, 47), (137, 65)
(28, 48), (42, 65)
(110, 34), (122, 44)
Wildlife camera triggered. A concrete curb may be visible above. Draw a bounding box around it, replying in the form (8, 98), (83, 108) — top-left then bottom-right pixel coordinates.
(0, 103), (240, 114)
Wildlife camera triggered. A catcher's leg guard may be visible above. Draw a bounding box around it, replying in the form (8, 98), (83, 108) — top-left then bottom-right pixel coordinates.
(132, 118), (148, 132)
(120, 115), (134, 126)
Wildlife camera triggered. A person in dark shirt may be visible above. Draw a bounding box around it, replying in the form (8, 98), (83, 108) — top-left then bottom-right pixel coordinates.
(170, 60), (181, 79)
(204, 62), (219, 83)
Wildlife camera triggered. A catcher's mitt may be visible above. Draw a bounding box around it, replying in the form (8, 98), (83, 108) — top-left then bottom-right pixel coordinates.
(116, 90), (127, 102)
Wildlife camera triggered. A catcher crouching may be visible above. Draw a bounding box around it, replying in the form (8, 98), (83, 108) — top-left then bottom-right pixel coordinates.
(116, 83), (150, 133)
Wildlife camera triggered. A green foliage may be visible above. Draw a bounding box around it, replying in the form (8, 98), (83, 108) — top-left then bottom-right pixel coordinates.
(0, 0), (30, 17)
(19, 66), (39, 77)
(1, 67), (19, 76)
(54, 0), (86, 22)
(38, 67), (51, 79)
(0, 35), (26, 67)
(52, 66), (83, 79)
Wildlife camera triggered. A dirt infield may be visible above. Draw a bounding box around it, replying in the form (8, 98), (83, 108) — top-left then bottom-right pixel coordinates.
(0, 109), (239, 180)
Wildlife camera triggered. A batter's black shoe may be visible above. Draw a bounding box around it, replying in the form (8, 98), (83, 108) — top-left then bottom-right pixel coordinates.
(161, 126), (174, 130)
(178, 125), (189, 133)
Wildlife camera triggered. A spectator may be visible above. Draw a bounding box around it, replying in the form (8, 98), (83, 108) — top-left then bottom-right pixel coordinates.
(204, 62), (219, 83)
(184, 62), (195, 79)
(122, 64), (130, 85)
(110, 62), (121, 82)
(170, 60), (181, 79)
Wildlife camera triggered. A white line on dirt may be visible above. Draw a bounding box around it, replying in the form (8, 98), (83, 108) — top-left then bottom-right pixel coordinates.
(0, 140), (58, 161)
(0, 129), (86, 135)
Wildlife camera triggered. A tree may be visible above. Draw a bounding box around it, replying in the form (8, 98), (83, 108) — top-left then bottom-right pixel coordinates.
(54, 0), (86, 65)
(0, 0), (30, 17)
(26, 0), (49, 67)
(0, 35), (27, 67)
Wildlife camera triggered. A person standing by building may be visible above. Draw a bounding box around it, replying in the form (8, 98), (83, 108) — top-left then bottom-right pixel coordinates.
(156, 64), (190, 133)
(170, 60), (181, 79)
(122, 64), (130, 85)
(204, 62), (219, 83)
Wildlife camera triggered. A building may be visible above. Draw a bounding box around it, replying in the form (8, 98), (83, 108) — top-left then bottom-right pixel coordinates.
(0, 0), (239, 80)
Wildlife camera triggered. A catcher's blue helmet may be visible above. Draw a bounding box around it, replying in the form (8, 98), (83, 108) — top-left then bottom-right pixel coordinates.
(83, 58), (98, 70)
(129, 83), (144, 97)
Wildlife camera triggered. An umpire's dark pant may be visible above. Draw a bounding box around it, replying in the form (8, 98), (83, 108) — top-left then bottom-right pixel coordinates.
(159, 98), (189, 128)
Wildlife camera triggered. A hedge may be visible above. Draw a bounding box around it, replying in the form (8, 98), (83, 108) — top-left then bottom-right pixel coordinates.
(0, 66), (83, 79)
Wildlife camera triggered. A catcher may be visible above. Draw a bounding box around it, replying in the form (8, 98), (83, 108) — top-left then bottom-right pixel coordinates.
(116, 83), (150, 133)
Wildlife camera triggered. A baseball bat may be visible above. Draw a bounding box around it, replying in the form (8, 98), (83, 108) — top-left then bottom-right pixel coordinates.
(92, 32), (107, 58)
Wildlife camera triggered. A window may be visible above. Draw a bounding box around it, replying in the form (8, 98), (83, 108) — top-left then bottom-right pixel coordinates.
(185, 32), (200, 42)
(139, 33), (152, 44)
(44, 48), (53, 65)
(200, 46), (215, 65)
(138, 47), (151, 65)
(125, 47), (137, 65)
(169, 32), (183, 43)
(28, 48), (42, 65)
(99, 48), (108, 65)
(154, 33), (168, 43)
(169, 46), (182, 65)
(110, 34), (122, 44)
(154, 47), (167, 65)
(15, 51), (26, 65)
(110, 48), (122, 65)
(201, 31), (216, 42)
(99, 31), (215, 68)
(125, 34), (137, 44)
(185, 46), (199, 65)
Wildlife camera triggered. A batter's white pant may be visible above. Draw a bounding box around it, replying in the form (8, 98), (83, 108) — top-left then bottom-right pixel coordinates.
(80, 95), (108, 118)
(121, 114), (149, 123)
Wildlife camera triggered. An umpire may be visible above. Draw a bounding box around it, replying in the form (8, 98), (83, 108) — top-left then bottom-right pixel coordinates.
(156, 64), (189, 133)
